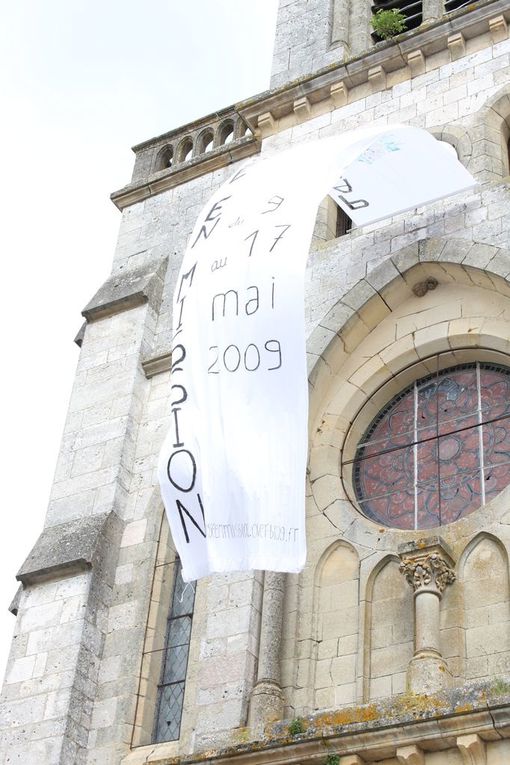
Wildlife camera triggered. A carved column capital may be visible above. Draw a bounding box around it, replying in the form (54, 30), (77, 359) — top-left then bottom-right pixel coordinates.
(399, 551), (455, 594)
(398, 537), (456, 596)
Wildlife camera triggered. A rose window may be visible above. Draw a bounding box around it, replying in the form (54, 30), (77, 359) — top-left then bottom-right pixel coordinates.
(349, 362), (510, 529)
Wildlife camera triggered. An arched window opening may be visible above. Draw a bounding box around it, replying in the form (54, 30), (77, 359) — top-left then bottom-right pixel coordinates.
(156, 145), (174, 172)
(336, 205), (353, 237)
(153, 558), (196, 743)
(371, 0), (422, 39)
(177, 138), (194, 163)
(197, 130), (214, 154)
(236, 121), (250, 139)
(219, 121), (235, 145)
(485, 91), (510, 178)
(345, 361), (510, 530)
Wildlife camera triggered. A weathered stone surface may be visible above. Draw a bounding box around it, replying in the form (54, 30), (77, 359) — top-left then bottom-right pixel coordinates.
(17, 511), (122, 585)
(82, 257), (167, 321)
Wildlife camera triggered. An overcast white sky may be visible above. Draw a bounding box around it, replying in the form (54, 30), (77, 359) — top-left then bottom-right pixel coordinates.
(0, 0), (279, 681)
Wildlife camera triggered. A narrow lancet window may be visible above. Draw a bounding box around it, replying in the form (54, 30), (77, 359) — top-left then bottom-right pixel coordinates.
(153, 559), (195, 742)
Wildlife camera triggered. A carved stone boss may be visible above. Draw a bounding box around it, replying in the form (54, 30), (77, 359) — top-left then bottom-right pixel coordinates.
(399, 537), (456, 693)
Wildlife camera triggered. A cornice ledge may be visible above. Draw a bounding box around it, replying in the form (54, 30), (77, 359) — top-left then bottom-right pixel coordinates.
(16, 512), (123, 586)
(82, 257), (168, 322)
(142, 351), (172, 378)
(111, 138), (260, 211)
(111, 0), (505, 211)
(237, 0), (508, 137)
(122, 686), (510, 765)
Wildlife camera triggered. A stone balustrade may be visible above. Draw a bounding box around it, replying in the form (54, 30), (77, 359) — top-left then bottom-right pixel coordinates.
(111, 108), (259, 210)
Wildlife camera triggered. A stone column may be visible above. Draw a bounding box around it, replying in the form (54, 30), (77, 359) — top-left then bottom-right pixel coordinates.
(423, 0), (443, 22)
(349, 0), (372, 57)
(399, 538), (456, 694)
(331, 0), (350, 52)
(248, 571), (285, 728)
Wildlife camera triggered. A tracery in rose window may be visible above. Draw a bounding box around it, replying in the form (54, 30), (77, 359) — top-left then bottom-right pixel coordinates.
(351, 362), (510, 530)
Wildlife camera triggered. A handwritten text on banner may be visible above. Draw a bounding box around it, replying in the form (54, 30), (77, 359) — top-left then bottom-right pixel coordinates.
(158, 126), (476, 582)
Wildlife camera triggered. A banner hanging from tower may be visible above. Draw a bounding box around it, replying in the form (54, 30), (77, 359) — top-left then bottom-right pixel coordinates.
(158, 125), (476, 582)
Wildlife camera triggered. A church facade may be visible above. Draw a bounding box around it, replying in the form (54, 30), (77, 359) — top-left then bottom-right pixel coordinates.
(2, 1), (510, 763)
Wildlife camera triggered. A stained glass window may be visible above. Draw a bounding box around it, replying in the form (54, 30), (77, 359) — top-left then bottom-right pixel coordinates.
(153, 558), (195, 743)
(350, 362), (510, 530)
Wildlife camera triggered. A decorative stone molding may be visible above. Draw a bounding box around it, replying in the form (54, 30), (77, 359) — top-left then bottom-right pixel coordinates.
(399, 550), (455, 595)
(122, 682), (510, 765)
(142, 351), (172, 378)
(257, 112), (276, 135)
(368, 65), (386, 91)
(293, 96), (311, 120)
(431, 124), (473, 169)
(406, 49), (425, 76)
(448, 32), (466, 60)
(241, 0), (509, 138)
(330, 82), (349, 107)
(396, 745), (425, 765)
(306, 239), (510, 389)
(457, 734), (487, 765)
(489, 14), (508, 43)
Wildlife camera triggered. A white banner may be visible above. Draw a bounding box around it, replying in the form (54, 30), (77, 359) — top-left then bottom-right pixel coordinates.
(158, 125), (475, 582)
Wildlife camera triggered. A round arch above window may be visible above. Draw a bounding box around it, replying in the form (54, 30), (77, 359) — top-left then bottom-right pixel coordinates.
(342, 359), (510, 530)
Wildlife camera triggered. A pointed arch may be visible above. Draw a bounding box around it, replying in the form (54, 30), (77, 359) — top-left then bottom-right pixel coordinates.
(364, 555), (413, 701)
(459, 531), (509, 576)
(312, 540), (360, 709)
(460, 533), (510, 682)
(476, 84), (510, 178)
(314, 538), (359, 588)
